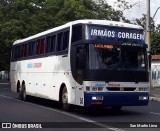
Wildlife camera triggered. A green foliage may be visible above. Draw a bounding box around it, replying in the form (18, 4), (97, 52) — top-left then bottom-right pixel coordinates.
(134, 14), (160, 55)
(0, 0), (136, 70)
(151, 24), (160, 55)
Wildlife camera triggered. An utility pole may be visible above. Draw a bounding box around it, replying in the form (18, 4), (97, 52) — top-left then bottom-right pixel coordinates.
(146, 0), (151, 89)
(146, 0), (151, 52)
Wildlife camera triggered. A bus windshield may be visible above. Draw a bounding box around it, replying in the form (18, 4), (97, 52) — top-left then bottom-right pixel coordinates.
(89, 44), (146, 71)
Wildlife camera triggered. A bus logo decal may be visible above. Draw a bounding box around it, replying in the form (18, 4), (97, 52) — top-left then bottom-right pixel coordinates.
(27, 62), (42, 68)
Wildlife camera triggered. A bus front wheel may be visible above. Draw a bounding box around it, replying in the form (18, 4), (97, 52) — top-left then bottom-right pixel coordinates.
(61, 86), (70, 111)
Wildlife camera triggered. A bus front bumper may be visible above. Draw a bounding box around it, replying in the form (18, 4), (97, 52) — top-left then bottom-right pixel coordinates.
(84, 92), (149, 107)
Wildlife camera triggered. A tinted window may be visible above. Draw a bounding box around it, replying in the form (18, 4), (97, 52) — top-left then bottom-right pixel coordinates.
(72, 25), (82, 43)
(63, 31), (69, 50)
(11, 46), (15, 60)
(16, 46), (20, 59)
(24, 44), (28, 57)
(28, 41), (35, 56)
(36, 38), (45, 55)
(57, 30), (69, 52)
(36, 40), (41, 55)
(20, 44), (26, 57)
(40, 39), (45, 54)
(46, 35), (56, 53)
(50, 35), (56, 52)
(57, 32), (63, 51)
(46, 36), (51, 53)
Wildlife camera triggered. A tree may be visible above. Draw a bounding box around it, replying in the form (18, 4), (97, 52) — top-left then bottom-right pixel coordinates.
(151, 24), (160, 55)
(0, 0), (128, 70)
(135, 14), (155, 31)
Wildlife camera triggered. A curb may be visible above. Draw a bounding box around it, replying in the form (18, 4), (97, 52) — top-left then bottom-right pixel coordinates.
(150, 97), (160, 102)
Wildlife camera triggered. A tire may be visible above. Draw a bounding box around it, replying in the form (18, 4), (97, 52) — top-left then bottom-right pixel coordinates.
(61, 86), (70, 111)
(19, 83), (27, 101)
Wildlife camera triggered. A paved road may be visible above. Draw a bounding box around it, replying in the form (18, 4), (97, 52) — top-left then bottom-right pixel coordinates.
(0, 83), (160, 131)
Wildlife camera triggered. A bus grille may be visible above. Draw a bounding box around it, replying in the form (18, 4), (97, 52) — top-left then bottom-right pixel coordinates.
(106, 87), (136, 91)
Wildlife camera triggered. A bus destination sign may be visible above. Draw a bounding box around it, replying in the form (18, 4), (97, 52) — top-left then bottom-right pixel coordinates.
(87, 25), (145, 44)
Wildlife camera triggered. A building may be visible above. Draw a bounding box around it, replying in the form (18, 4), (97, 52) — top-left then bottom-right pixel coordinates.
(0, 71), (9, 80)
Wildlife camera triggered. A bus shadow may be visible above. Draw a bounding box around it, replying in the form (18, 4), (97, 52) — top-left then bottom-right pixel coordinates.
(73, 108), (144, 117)
(16, 95), (146, 118)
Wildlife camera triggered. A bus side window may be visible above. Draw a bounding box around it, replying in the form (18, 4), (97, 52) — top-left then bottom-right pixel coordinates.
(72, 25), (82, 43)
(28, 42), (32, 56)
(63, 30), (69, 50)
(57, 30), (69, 52)
(24, 44), (28, 57)
(40, 38), (45, 54)
(30, 41), (36, 56)
(11, 46), (15, 60)
(46, 35), (56, 53)
(15, 46), (20, 59)
(36, 39), (41, 55)
(20, 44), (24, 58)
(46, 36), (51, 53)
(57, 32), (63, 51)
(50, 35), (56, 52)
(29, 41), (35, 56)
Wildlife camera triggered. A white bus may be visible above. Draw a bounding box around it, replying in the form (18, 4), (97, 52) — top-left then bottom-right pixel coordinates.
(10, 20), (149, 111)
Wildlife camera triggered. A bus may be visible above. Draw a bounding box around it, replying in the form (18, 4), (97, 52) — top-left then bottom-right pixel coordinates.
(10, 20), (149, 111)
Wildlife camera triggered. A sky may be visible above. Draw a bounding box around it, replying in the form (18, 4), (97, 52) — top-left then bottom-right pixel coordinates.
(106, 0), (160, 25)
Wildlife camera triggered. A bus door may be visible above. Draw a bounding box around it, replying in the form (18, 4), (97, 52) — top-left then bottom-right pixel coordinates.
(75, 45), (85, 106)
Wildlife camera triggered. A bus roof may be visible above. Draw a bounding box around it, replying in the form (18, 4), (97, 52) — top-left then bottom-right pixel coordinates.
(13, 19), (143, 45)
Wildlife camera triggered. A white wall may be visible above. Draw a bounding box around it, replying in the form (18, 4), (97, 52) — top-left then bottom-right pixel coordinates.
(152, 61), (160, 87)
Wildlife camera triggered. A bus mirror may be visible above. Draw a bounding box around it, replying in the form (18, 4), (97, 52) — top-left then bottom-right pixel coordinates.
(148, 54), (151, 69)
(147, 51), (151, 69)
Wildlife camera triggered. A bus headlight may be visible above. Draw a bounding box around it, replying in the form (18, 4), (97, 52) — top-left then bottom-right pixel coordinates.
(92, 96), (103, 100)
(139, 96), (148, 100)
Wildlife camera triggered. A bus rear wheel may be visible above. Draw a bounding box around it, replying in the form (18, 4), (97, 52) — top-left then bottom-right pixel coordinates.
(61, 86), (70, 111)
(19, 83), (27, 101)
